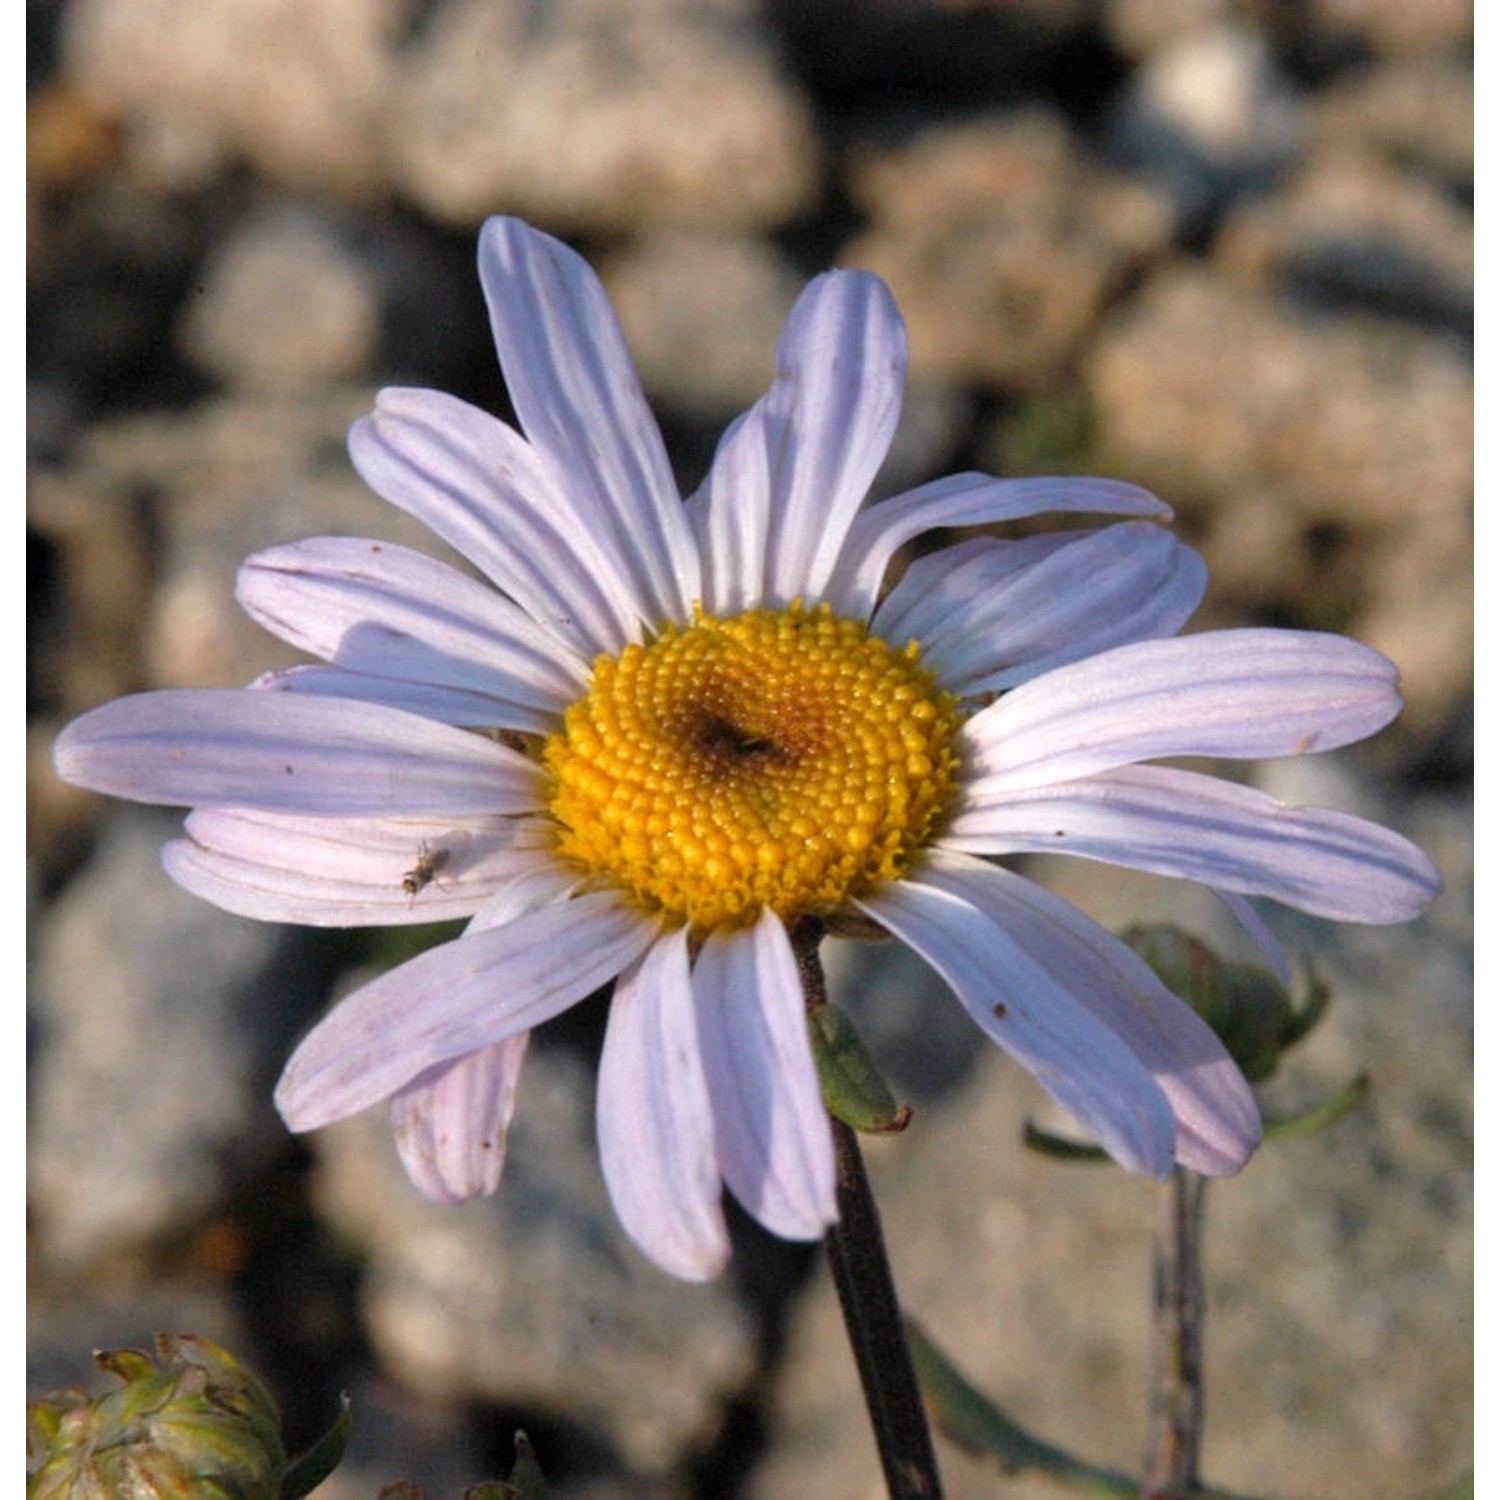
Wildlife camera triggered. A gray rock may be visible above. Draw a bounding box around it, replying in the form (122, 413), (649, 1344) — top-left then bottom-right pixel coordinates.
(26, 1277), (251, 1408)
(308, 1031), (760, 1475)
(1217, 146), (1472, 335)
(29, 808), (321, 1271)
(1103, 21), (1303, 227)
(820, 932), (983, 1107)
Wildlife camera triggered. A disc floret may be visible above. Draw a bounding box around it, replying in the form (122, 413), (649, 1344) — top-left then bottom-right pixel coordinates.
(544, 603), (962, 929)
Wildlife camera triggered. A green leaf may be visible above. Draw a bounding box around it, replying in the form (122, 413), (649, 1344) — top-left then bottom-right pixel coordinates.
(808, 1003), (911, 1134)
(279, 1394), (350, 1500)
(904, 1320), (1137, 1496)
(1021, 1121), (1109, 1164)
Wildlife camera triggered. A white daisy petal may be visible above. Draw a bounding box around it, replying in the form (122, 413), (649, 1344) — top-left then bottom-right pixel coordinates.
(685, 407), (774, 617)
(857, 863), (1180, 1177)
(960, 629), (1405, 793)
(944, 764), (1443, 923)
(465, 859), (580, 933)
(1214, 890), (1293, 985)
(692, 913), (838, 1239)
(826, 473), (1171, 619)
(754, 271), (907, 604)
(164, 809), (556, 927)
(350, 387), (644, 656)
(276, 893), (659, 1130)
(598, 928), (731, 1282)
(53, 690), (543, 817)
(884, 852), (1263, 1175)
(478, 217), (701, 625)
(874, 522), (1207, 694)
(873, 531), (1077, 644)
(252, 663), (556, 736)
(390, 1034), (530, 1203)
(237, 537), (588, 715)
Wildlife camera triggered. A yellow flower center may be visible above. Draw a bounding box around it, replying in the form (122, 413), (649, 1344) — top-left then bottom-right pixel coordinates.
(543, 603), (962, 930)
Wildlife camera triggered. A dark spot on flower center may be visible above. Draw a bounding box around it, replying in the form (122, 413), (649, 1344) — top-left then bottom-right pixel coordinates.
(692, 709), (786, 764)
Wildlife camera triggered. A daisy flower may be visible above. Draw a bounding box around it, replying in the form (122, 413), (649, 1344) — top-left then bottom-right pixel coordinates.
(54, 217), (1441, 1281)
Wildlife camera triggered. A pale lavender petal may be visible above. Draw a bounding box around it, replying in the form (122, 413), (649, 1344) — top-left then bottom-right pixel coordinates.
(824, 473), (1171, 619)
(881, 852), (1262, 1175)
(1214, 890), (1292, 985)
(252, 663), (556, 737)
(598, 928), (731, 1282)
(164, 809), (557, 927)
(873, 531), (1077, 642)
(237, 537), (587, 718)
(873, 522), (1206, 695)
(944, 763), (1442, 922)
(692, 912), (837, 1239)
(465, 858), (580, 933)
(856, 863), (1180, 1177)
(390, 1034), (530, 1203)
(960, 630), (1405, 793)
(53, 690), (543, 816)
(276, 893), (659, 1130)
(752, 271), (906, 604)
(350, 387), (645, 656)
(684, 406), (774, 617)
(478, 217), (701, 625)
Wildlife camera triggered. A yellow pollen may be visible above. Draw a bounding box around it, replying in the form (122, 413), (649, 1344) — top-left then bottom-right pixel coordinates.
(543, 603), (962, 929)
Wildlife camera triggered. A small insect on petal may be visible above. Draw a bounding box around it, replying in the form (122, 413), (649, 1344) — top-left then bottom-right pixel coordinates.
(402, 832), (473, 898)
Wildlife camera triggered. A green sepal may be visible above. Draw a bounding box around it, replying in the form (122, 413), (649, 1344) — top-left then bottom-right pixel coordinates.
(808, 1002), (911, 1134)
(1262, 1072), (1370, 1142)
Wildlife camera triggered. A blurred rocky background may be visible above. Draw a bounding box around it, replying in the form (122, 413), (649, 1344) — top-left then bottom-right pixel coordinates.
(27, 1), (1471, 1496)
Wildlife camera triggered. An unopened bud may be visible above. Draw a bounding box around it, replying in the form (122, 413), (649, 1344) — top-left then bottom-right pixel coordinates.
(28, 1334), (285, 1500)
(1123, 923), (1329, 1083)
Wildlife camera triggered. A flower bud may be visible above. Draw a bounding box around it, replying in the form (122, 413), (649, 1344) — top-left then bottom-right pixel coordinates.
(1122, 923), (1328, 1083)
(28, 1335), (285, 1500)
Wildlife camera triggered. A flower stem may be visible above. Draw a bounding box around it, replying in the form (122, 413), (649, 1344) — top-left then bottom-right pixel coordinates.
(795, 932), (944, 1500)
(1142, 1167), (1207, 1497)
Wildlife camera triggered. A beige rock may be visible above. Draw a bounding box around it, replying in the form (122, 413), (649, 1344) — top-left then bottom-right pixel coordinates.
(63, 0), (399, 195)
(845, 112), (1173, 390)
(390, 0), (820, 231)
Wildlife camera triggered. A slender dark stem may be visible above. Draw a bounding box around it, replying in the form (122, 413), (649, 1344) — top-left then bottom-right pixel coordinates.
(795, 932), (944, 1500)
(1142, 1167), (1207, 1498)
